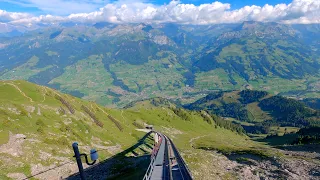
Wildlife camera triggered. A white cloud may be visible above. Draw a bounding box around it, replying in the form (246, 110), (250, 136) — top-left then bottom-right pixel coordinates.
(0, 9), (32, 22)
(1, 0), (320, 26)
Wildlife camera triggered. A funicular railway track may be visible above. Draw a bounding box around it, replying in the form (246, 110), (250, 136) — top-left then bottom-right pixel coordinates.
(143, 132), (193, 180)
(165, 135), (193, 180)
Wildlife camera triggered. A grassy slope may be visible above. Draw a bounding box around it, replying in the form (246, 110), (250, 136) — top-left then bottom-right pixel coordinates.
(0, 80), (270, 180)
(121, 100), (274, 179)
(0, 80), (146, 179)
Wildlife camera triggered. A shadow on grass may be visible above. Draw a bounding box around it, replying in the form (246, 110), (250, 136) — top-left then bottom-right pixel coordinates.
(253, 134), (320, 153)
(254, 134), (298, 147)
(277, 144), (320, 154)
(67, 132), (153, 180)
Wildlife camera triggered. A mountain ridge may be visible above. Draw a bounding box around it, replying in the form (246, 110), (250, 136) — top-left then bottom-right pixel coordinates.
(0, 22), (319, 107)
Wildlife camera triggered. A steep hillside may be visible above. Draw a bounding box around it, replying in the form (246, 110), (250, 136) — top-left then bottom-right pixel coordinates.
(0, 80), (258, 179)
(0, 81), (319, 179)
(0, 80), (149, 179)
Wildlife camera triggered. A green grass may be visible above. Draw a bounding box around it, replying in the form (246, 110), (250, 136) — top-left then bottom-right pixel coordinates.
(0, 131), (9, 145)
(195, 68), (235, 90)
(191, 128), (257, 152)
(249, 77), (308, 95)
(110, 57), (186, 90)
(246, 102), (272, 122)
(260, 134), (299, 146)
(224, 118), (255, 126)
(269, 126), (300, 135)
(0, 80), (300, 179)
(0, 80), (224, 178)
(0, 80), (147, 178)
(0, 56), (53, 80)
(191, 131), (273, 159)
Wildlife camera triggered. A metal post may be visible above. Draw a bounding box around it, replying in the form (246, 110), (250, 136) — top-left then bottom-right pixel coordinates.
(72, 142), (86, 180)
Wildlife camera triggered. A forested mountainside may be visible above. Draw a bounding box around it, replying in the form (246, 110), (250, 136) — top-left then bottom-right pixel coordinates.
(0, 22), (319, 107)
(185, 90), (320, 133)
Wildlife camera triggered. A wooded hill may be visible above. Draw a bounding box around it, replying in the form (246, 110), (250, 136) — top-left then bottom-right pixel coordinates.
(184, 90), (320, 131)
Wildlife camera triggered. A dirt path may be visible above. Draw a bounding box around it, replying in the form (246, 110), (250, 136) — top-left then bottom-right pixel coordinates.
(95, 104), (109, 116)
(94, 104), (129, 128)
(41, 86), (47, 103)
(49, 87), (61, 97)
(90, 104), (96, 113)
(121, 110), (129, 126)
(189, 134), (211, 148)
(5, 82), (34, 102)
(162, 107), (172, 116)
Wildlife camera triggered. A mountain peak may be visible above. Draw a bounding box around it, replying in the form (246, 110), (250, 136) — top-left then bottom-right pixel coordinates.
(240, 21), (296, 36)
(216, 21), (296, 42)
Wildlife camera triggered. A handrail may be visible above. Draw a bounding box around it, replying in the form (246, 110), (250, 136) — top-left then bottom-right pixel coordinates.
(168, 138), (193, 179)
(143, 131), (163, 180)
(143, 156), (156, 180)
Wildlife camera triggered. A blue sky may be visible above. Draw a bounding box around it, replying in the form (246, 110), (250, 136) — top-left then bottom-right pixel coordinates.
(0, 0), (293, 14)
(0, 0), (319, 25)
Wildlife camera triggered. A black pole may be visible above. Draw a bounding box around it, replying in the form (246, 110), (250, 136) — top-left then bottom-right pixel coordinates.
(72, 142), (86, 180)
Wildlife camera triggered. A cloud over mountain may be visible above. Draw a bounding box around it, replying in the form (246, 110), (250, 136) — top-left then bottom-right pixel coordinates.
(0, 0), (319, 27)
(0, 9), (31, 22)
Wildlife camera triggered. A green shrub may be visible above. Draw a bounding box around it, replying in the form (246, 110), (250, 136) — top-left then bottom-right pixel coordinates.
(37, 127), (45, 134)
(44, 137), (69, 147)
(20, 108), (28, 116)
(36, 119), (45, 127)
(2, 119), (12, 127)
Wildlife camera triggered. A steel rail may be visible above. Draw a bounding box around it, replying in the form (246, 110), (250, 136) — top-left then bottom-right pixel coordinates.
(143, 131), (193, 180)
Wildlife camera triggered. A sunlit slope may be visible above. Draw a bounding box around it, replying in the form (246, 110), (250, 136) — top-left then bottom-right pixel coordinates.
(0, 80), (266, 179)
(0, 80), (150, 179)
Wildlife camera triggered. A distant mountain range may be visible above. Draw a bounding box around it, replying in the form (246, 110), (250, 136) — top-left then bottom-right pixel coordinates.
(194, 22), (320, 80)
(0, 21), (319, 106)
